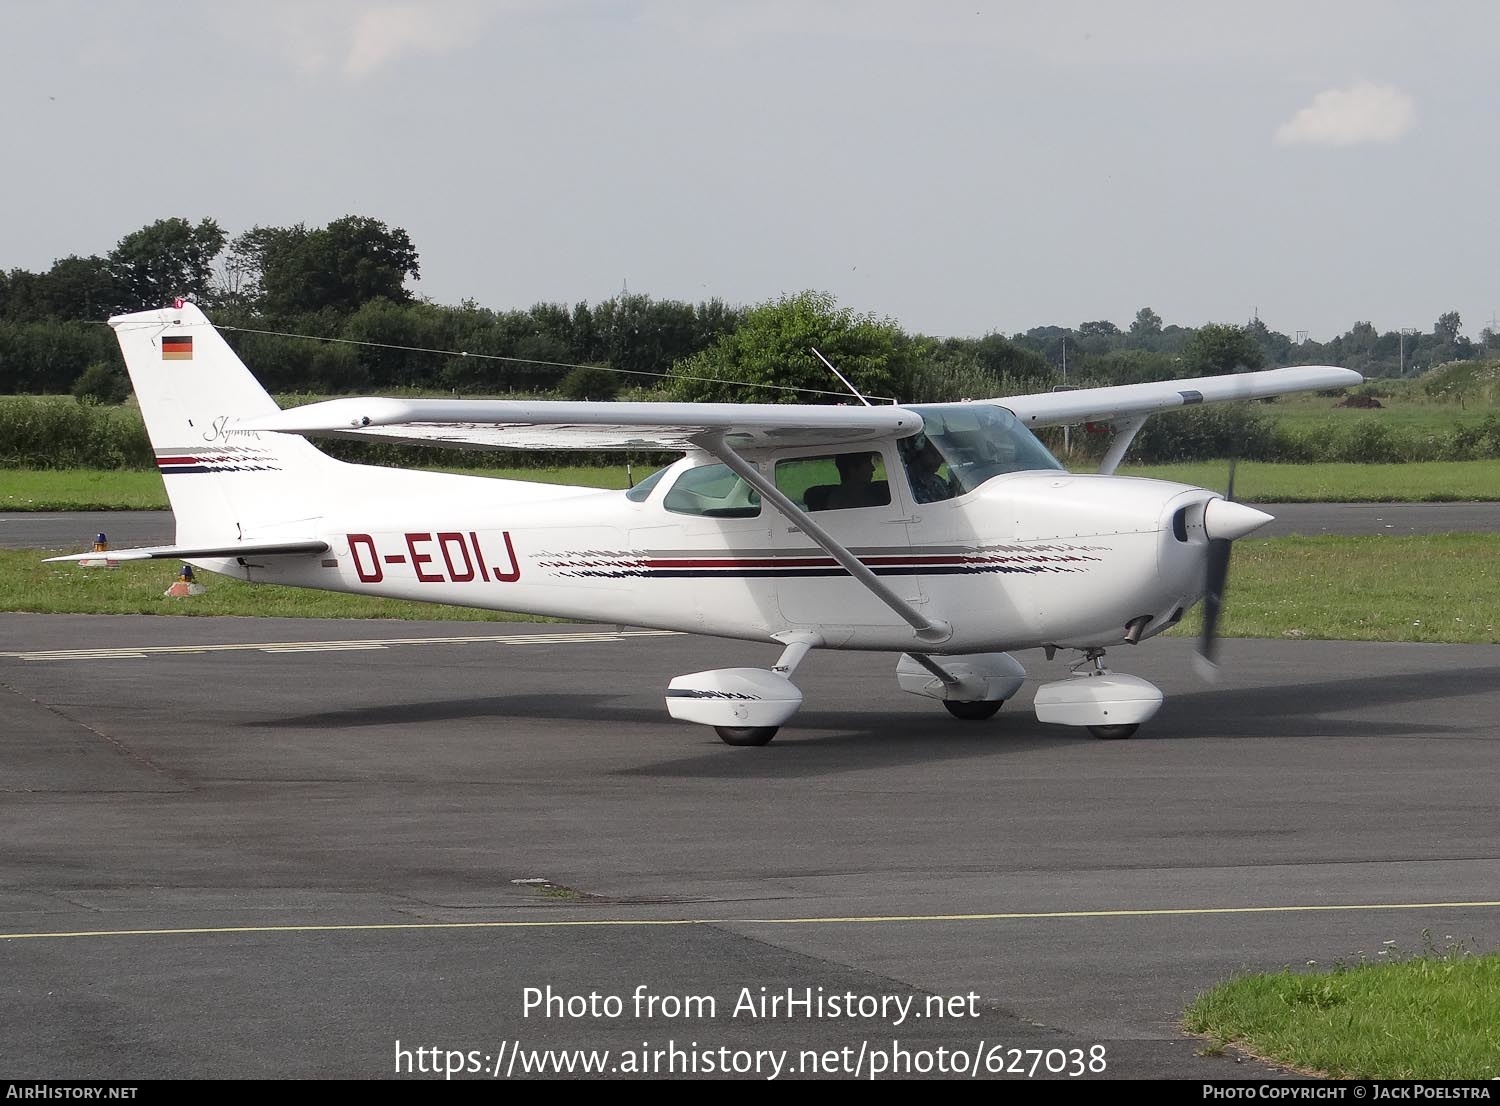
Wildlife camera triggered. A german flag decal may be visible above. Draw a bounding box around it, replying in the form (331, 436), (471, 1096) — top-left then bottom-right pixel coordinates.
(162, 335), (193, 360)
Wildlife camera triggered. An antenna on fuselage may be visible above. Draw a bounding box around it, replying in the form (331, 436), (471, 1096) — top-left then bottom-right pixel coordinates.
(809, 347), (873, 407)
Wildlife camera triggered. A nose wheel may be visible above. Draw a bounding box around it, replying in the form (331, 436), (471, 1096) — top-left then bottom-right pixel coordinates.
(1034, 648), (1162, 739)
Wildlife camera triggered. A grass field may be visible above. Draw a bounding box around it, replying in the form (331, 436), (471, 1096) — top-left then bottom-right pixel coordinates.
(1116, 460), (1500, 502)
(5, 459), (1500, 511)
(1167, 534), (1499, 644)
(0, 549), (538, 621)
(1185, 940), (1500, 1079)
(1265, 390), (1500, 435)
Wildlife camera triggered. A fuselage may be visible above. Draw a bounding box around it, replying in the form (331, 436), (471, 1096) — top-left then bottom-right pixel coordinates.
(204, 450), (1221, 655)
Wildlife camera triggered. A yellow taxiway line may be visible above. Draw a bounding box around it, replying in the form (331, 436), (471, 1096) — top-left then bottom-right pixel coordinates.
(6, 899), (1500, 942)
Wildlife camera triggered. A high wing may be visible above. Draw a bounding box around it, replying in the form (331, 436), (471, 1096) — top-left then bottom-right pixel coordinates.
(236, 398), (923, 451)
(994, 365), (1362, 428)
(237, 367), (1362, 452)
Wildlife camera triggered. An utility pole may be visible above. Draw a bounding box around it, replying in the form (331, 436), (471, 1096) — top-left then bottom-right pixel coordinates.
(1398, 328), (1420, 376)
(1061, 339), (1070, 455)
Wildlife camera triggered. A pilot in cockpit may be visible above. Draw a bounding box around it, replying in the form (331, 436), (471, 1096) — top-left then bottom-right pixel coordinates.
(903, 437), (957, 503)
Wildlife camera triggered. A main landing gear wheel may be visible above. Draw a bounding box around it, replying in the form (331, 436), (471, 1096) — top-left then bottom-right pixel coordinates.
(943, 700), (1004, 721)
(715, 725), (779, 747)
(1088, 724), (1138, 740)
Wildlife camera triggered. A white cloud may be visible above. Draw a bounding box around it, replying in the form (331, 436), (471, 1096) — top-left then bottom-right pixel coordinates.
(1274, 81), (1416, 147)
(344, 3), (487, 78)
(244, 0), (508, 79)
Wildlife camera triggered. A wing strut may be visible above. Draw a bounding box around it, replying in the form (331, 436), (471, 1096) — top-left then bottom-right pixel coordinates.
(701, 436), (953, 645)
(1097, 415), (1149, 476)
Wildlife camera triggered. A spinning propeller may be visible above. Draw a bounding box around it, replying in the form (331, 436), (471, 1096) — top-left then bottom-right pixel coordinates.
(1196, 461), (1273, 676)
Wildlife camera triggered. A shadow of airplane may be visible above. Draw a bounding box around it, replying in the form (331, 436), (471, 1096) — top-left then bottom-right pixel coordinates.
(241, 662), (1500, 780)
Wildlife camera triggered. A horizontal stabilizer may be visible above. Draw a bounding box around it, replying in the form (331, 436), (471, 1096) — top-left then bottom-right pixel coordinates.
(45, 540), (329, 564)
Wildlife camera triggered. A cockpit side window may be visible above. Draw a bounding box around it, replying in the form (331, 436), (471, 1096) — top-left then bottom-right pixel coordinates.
(906, 403), (1064, 496)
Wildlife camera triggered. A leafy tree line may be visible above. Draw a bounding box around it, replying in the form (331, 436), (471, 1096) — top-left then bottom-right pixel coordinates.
(0, 216), (748, 398)
(11, 392), (1500, 472)
(2, 216), (1495, 403)
(1009, 307), (1497, 386)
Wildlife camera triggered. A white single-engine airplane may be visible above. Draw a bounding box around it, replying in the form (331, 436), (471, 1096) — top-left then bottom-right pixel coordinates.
(52, 303), (1361, 745)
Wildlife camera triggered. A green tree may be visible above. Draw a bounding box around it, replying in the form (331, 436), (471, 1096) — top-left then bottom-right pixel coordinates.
(559, 364), (622, 401)
(108, 217), (226, 311)
(583, 294), (713, 382)
(668, 291), (909, 403)
(340, 299), (448, 388)
(971, 332), (1051, 387)
(7, 255), (122, 321)
(691, 298), (746, 351)
(238, 216), (420, 314)
(1424, 311), (1475, 369)
(1245, 317), (1293, 365)
(1183, 323), (1265, 376)
(1128, 307), (1164, 346)
(0, 269), (43, 320)
(1084, 349), (1181, 384)
(1346, 321), (1378, 355)
(0, 320), (119, 393)
(1075, 319), (1121, 356)
(904, 333), (1052, 401)
(71, 361), (130, 404)
(4, 250), (120, 322)
(1010, 325), (1080, 370)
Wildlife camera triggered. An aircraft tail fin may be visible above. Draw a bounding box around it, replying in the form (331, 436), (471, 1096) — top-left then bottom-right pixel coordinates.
(111, 303), (340, 545)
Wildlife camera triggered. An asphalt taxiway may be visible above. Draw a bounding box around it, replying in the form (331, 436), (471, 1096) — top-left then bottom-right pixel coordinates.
(3, 615), (1499, 1079)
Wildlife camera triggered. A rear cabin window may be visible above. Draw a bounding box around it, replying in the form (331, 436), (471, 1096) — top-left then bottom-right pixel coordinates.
(775, 451), (892, 512)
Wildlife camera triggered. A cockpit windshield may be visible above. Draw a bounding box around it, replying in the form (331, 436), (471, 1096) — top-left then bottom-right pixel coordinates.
(903, 403), (1063, 498)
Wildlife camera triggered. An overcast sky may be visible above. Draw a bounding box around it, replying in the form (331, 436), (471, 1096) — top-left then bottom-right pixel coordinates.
(2, 1), (1496, 341)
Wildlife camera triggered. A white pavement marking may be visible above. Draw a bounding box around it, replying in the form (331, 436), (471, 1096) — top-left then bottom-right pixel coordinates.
(0, 629), (680, 662)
